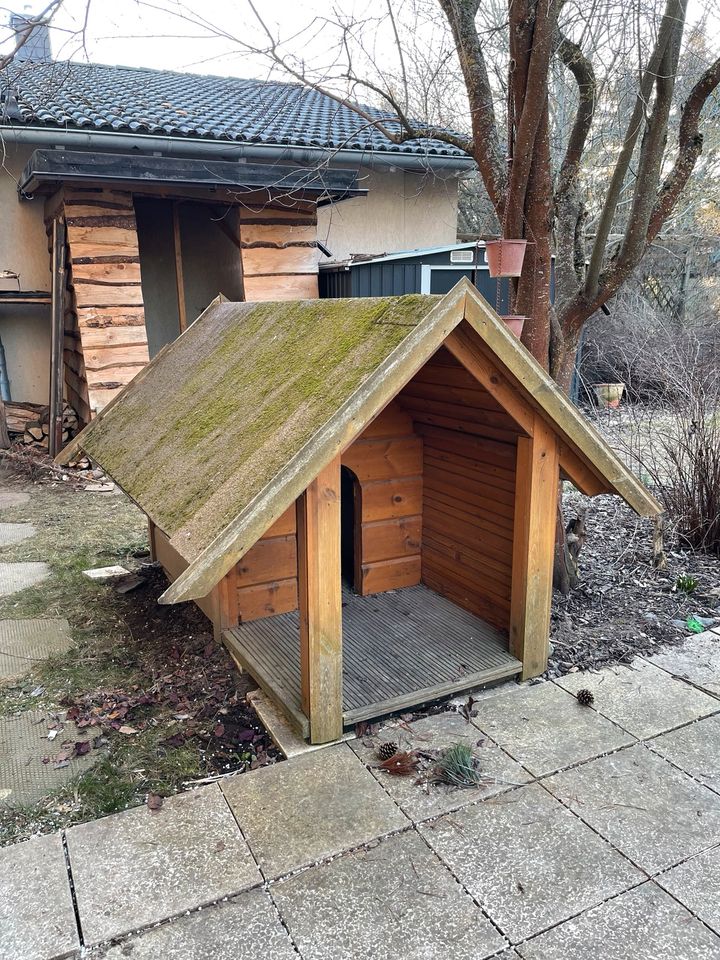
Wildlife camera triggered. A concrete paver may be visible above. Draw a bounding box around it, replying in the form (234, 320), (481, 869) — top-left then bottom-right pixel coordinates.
(0, 707), (102, 807)
(0, 522), (36, 547)
(656, 845), (720, 936)
(648, 714), (720, 794)
(272, 830), (507, 960)
(555, 659), (719, 739)
(545, 744), (720, 873)
(646, 631), (720, 697)
(222, 743), (408, 880)
(471, 681), (634, 776)
(0, 618), (73, 681)
(351, 710), (531, 821)
(67, 783), (260, 945)
(0, 833), (79, 960)
(516, 882), (720, 959)
(0, 561), (50, 597)
(99, 889), (297, 960)
(419, 782), (642, 943)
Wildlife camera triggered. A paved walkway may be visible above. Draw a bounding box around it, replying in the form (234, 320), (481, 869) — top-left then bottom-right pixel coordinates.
(3, 626), (720, 960)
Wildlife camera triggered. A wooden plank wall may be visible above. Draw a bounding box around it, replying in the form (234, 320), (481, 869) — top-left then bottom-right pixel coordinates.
(235, 505), (299, 623)
(239, 203), (320, 301)
(45, 187), (150, 421)
(341, 401), (423, 595)
(398, 347), (522, 632)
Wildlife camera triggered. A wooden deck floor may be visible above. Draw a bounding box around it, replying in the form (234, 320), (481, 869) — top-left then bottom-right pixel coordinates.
(224, 584), (521, 735)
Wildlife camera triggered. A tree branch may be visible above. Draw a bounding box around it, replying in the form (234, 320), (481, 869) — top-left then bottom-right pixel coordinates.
(438, 0), (507, 214)
(554, 31), (597, 196)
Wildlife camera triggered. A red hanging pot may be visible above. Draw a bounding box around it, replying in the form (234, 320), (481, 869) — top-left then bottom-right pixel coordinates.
(500, 315), (526, 337)
(485, 239), (527, 277)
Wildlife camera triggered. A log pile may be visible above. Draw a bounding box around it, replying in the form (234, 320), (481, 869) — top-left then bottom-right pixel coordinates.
(3, 400), (80, 452)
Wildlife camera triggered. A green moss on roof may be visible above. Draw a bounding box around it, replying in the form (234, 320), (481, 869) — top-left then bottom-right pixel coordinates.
(78, 294), (439, 560)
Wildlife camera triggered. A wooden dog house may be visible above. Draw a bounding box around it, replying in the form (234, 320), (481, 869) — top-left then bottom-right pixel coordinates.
(61, 280), (661, 742)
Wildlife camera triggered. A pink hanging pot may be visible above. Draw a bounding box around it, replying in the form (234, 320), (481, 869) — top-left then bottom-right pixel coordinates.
(500, 315), (526, 337)
(485, 239), (528, 277)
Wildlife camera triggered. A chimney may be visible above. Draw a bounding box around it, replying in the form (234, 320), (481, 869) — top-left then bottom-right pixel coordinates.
(10, 6), (52, 62)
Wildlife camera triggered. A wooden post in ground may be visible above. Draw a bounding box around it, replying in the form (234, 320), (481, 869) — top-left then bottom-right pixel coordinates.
(48, 217), (66, 458)
(509, 414), (559, 679)
(297, 455), (343, 743)
(212, 567), (239, 646)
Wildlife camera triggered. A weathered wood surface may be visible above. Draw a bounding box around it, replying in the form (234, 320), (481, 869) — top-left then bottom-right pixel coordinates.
(225, 584), (521, 730)
(509, 414), (560, 678)
(297, 455), (343, 743)
(239, 203), (320, 302)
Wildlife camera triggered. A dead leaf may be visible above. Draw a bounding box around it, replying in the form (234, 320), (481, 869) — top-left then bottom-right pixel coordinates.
(147, 793), (164, 812)
(118, 725), (139, 735)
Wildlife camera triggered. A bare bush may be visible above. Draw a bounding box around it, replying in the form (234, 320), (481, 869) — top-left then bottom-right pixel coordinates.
(597, 320), (720, 554)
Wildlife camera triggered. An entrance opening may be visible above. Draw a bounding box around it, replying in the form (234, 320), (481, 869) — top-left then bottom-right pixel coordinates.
(341, 466), (358, 590)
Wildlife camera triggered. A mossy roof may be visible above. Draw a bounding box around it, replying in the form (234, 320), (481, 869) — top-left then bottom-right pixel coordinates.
(64, 281), (660, 604)
(68, 293), (441, 561)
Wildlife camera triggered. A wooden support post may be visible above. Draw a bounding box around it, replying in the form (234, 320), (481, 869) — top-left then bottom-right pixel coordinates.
(147, 519), (157, 562)
(297, 455), (343, 744)
(509, 414), (559, 679)
(172, 201), (187, 334)
(48, 217), (66, 458)
(212, 566), (239, 645)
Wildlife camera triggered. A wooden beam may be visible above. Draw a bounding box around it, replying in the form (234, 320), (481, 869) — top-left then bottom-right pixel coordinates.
(509, 414), (559, 679)
(558, 442), (610, 497)
(444, 324), (535, 435)
(48, 217), (67, 457)
(212, 567), (240, 644)
(297, 455), (343, 744)
(172, 201), (187, 333)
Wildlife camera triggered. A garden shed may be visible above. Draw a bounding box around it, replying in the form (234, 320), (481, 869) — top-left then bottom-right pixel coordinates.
(60, 279), (661, 743)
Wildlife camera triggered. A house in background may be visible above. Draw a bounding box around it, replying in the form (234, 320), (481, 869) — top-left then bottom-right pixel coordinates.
(0, 54), (472, 426)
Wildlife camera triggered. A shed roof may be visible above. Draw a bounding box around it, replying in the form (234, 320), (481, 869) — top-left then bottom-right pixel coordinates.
(61, 281), (661, 603)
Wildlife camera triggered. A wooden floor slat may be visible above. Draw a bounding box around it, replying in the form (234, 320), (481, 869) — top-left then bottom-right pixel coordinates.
(225, 584), (522, 726)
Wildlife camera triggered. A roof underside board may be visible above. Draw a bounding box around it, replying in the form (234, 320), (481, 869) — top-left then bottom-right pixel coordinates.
(71, 294), (442, 564)
(19, 149), (364, 202)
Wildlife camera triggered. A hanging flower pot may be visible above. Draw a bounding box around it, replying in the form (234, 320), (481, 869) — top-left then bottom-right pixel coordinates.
(593, 382), (625, 409)
(485, 239), (528, 277)
(500, 315), (526, 337)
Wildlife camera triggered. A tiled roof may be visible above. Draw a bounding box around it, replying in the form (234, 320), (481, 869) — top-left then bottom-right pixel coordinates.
(0, 60), (469, 162)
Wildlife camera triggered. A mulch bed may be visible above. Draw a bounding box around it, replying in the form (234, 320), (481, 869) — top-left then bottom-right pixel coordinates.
(549, 489), (720, 677)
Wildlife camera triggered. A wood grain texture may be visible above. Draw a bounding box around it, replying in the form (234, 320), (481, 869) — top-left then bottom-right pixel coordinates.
(509, 415), (560, 678)
(297, 455), (343, 743)
(242, 273), (319, 301)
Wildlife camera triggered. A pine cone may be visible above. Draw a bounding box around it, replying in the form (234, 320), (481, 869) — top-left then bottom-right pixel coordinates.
(377, 741), (399, 761)
(576, 688), (595, 707)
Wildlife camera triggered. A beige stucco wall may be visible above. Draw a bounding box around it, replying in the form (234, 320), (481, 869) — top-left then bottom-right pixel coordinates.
(0, 143), (52, 404)
(318, 167), (460, 262)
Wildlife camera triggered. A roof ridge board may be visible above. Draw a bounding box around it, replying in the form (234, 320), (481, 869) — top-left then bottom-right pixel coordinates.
(159, 287), (464, 604)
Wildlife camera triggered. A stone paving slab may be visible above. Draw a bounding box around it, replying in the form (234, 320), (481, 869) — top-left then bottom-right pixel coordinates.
(648, 715), (720, 794)
(98, 889), (296, 960)
(0, 618), (73, 681)
(645, 631), (720, 697)
(419, 782), (642, 943)
(516, 882), (720, 959)
(0, 487), (30, 510)
(0, 561), (50, 597)
(272, 830), (507, 960)
(221, 743), (408, 880)
(555, 659), (720, 739)
(544, 744), (720, 874)
(0, 707), (101, 807)
(0, 522), (35, 547)
(656, 845), (720, 936)
(0, 832), (79, 960)
(67, 783), (260, 946)
(471, 681), (634, 777)
(351, 711), (531, 821)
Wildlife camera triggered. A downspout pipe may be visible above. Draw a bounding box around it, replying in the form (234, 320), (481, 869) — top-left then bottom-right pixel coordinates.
(1, 125), (476, 175)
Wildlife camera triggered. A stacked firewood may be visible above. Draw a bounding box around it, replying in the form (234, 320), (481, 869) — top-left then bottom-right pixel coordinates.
(3, 401), (80, 451)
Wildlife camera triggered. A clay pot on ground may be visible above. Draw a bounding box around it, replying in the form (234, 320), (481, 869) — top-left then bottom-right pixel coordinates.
(593, 383), (625, 409)
(485, 239), (528, 277)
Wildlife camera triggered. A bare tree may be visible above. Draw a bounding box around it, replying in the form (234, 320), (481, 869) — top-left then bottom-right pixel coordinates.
(166, 0), (719, 390)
